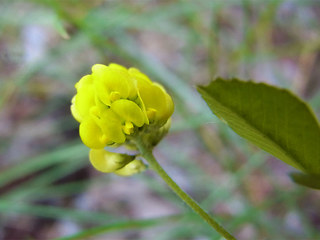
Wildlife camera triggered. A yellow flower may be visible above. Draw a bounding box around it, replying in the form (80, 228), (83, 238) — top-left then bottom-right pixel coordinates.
(71, 63), (174, 175)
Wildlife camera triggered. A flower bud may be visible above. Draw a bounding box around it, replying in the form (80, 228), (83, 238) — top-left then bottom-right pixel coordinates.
(89, 149), (134, 173)
(115, 159), (147, 176)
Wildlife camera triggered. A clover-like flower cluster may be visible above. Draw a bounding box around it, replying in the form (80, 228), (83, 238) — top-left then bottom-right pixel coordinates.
(71, 63), (174, 175)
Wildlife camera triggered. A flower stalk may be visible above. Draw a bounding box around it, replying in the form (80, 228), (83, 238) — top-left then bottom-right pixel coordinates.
(136, 138), (236, 240)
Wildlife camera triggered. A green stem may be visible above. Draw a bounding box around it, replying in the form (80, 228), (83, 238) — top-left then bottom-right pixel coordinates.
(136, 139), (236, 240)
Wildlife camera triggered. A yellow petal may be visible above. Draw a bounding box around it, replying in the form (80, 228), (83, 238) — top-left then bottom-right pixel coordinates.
(75, 75), (93, 90)
(134, 91), (149, 125)
(92, 64), (136, 105)
(163, 92), (174, 122)
(146, 108), (157, 121)
(70, 96), (82, 122)
(94, 94), (108, 113)
(109, 67), (137, 99)
(99, 109), (126, 144)
(109, 64), (137, 98)
(137, 81), (174, 123)
(91, 64), (112, 105)
(123, 121), (134, 135)
(71, 75), (96, 121)
(129, 67), (152, 83)
(74, 82), (95, 120)
(115, 159), (147, 176)
(89, 149), (134, 173)
(139, 83), (166, 117)
(109, 63), (127, 71)
(111, 99), (145, 127)
(109, 91), (121, 102)
(79, 117), (106, 149)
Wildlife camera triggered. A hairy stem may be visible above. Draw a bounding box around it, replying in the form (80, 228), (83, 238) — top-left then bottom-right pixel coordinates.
(136, 139), (236, 240)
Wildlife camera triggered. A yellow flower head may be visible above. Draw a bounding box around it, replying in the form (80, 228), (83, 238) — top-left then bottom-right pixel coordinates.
(71, 63), (174, 175)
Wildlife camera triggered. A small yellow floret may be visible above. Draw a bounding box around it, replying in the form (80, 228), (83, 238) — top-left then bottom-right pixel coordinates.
(89, 149), (134, 173)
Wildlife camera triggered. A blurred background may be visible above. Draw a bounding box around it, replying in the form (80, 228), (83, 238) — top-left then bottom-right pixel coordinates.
(1, 0), (320, 239)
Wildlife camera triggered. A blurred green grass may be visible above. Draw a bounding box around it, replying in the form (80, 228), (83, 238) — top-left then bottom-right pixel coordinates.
(1, 0), (320, 239)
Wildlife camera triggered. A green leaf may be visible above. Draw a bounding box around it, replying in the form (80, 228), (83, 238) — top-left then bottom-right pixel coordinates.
(197, 78), (320, 174)
(290, 172), (320, 190)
